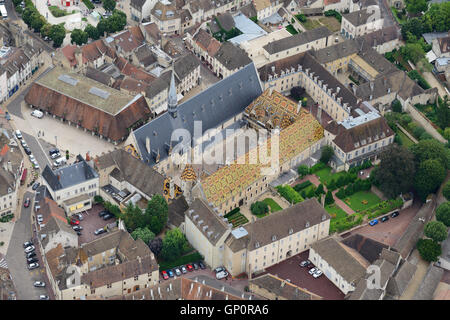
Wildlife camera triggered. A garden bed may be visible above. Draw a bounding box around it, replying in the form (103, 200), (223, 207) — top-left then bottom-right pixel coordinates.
(325, 204), (347, 220)
(343, 191), (381, 212)
(225, 210), (249, 228)
(262, 198), (282, 213)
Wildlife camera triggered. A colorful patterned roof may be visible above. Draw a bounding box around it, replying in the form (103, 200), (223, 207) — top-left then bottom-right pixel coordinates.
(244, 89), (301, 130)
(201, 109), (323, 207)
(181, 164), (197, 181)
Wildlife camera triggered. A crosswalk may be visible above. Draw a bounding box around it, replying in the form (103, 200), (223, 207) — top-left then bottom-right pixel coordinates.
(0, 258), (8, 269)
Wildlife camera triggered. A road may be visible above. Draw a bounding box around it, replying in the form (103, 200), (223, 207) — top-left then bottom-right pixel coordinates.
(5, 191), (51, 300)
(22, 132), (52, 170)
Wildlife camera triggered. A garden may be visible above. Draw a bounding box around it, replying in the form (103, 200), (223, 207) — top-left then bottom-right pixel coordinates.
(286, 24), (299, 35)
(48, 6), (73, 17)
(224, 208), (249, 227)
(340, 190), (381, 212)
(261, 198), (282, 213)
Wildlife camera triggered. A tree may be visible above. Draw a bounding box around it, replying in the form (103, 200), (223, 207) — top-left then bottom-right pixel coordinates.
(49, 24), (66, 48)
(443, 128), (450, 141)
(250, 201), (269, 216)
(122, 203), (144, 231)
(40, 23), (52, 38)
(93, 195), (104, 204)
(145, 194), (168, 235)
(436, 202), (450, 227)
(290, 86), (305, 100)
(149, 237), (163, 256)
(306, 187), (316, 199)
(405, 0), (428, 14)
(417, 239), (442, 262)
(435, 97), (450, 130)
(85, 24), (100, 40)
(373, 145), (416, 199)
(320, 145), (334, 164)
(424, 221), (448, 243)
(22, 7), (36, 27)
(65, 150), (70, 160)
(328, 179), (337, 191)
(315, 184), (324, 196)
(443, 182), (450, 201)
(160, 228), (187, 261)
(336, 188), (346, 199)
(70, 28), (88, 46)
(31, 12), (45, 33)
(414, 159), (446, 201)
(400, 42), (425, 64)
(401, 18), (423, 39)
(131, 227), (155, 244)
(345, 183), (354, 196)
(106, 10), (126, 33)
(102, 0), (116, 12)
(391, 100), (402, 113)
(411, 139), (450, 169)
(297, 164), (310, 178)
(96, 18), (108, 36)
(325, 190), (334, 205)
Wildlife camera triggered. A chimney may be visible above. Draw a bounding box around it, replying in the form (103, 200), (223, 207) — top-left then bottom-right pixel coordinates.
(336, 87), (341, 94)
(297, 101), (302, 113)
(145, 137), (151, 154)
(370, 81), (374, 92)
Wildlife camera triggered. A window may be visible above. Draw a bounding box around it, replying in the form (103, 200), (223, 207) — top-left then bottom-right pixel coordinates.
(134, 276), (139, 281)
(107, 284), (112, 288)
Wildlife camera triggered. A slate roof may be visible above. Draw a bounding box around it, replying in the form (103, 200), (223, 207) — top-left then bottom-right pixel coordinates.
(214, 41), (252, 71)
(263, 27), (332, 55)
(215, 13), (235, 32)
(386, 260), (417, 297)
(343, 9), (380, 27)
(174, 53), (200, 80)
(130, 0), (146, 10)
(412, 265), (444, 300)
(358, 26), (400, 48)
(134, 62), (262, 166)
(240, 3), (257, 18)
(42, 155), (98, 192)
(185, 198), (231, 245)
(167, 195), (189, 227)
(342, 234), (388, 264)
(85, 66), (112, 86)
(95, 149), (165, 198)
(134, 45), (157, 67)
(311, 39), (360, 64)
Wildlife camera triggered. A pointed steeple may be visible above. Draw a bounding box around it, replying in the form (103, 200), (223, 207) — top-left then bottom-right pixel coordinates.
(168, 71), (178, 118)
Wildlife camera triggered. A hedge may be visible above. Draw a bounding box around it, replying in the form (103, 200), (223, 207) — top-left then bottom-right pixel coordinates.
(348, 160), (372, 174)
(324, 10), (342, 22)
(407, 70), (431, 90)
(310, 162), (327, 173)
(158, 252), (204, 271)
(82, 0), (94, 10)
(224, 207), (240, 219)
(293, 180), (313, 192)
(276, 185), (304, 204)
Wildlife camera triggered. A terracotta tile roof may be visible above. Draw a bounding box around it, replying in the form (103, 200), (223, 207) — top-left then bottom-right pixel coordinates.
(38, 197), (68, 225)
(193, 29), (221, 56)
(0, 144), (9, 157)
(142, 22), (161, 42)
(61, 45), (77, 67)
(113, 27), (145, 53)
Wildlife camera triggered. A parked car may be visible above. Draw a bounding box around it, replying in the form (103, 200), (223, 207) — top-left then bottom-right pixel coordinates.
(76, 231), (82, 236)
(216, 271), (229, 280)
(94, 228), (106, 235)
(162, 271), (169, 280)
(70, 219), (80, 226)
(24, 245), (35, 253)
(28, 262), (39, 270)
(24, 198), (30, 208)
(75, 213), (83, 221)
(198, 261), (206, 269)
(72, 225), (83, 231)
(193, 263), (199, 270)
(313, 269), (323, 278)
(32, 160), (40, 169)
(381, 216), (389, 222)
(31, 110), (44, 118)
(49, 148), (60, 156)
(391, 211), (400, 218)
(174, 268), (181, 276)
(214, 266), (225, 273)
(39, 295), (49, 300)
(167, 270), (174, 278)
(21, 140), (27, 148)
(50, 152), (61, 159)
(23, 240), (33, 248)
(24, 146), (32, 155)
(181, 266), (187, 274)
(186, 264), (194, 272)
(33, 281), (46, 288)
(29, 155), (35, 162)
(99, 210), (110, 217)
(308, 267), (318, 275)
(15, 130), (22, 140)
(300, 260), (311, 267)
(26, 251), (36, 259)
(32, 182), (40, 190)
(27, 257), (38, 264)
(102, 213), (114, 220)
(37, 214), (43, 223)
(369, 219), (379, 226)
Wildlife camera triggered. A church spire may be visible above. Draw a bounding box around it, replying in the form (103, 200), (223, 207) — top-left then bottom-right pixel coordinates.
(168, 71), (178, 118)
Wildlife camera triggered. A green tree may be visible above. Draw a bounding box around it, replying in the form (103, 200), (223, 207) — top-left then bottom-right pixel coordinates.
(400, 42), (425, 64)
(315, 183), (324, 196)
(436, 202), (450, 227)
(436, 97), (450, 130)
(328, 179), (337, 191)
(22, 7), (36, 27)
(443, 127), (450, 141)
(96, 18), (108, 36)
(443, 182), (450, 201)
(85, 24), (100, 40)
(149, 237), (163, 256)
(417, 238), (442, 262)
(93, 195), (104, 204)
(411, 139), (450, 169)
(102, 0), (116, 12)
(40, 23), (52, 38)
(374, 145), (416, 199)
(49, 24), (66, 48)
(345, 183), (354, 196)
(401, 18), (423, 39)
(320, 145), (334, 165)
(31, 12), (45, 33)
(70, 28), (88, 46)
(297, 164), (310, 178)
(424, 221), (448, 243)
(250, 201), (269, 216)
(391, 100), (402, 113)
(145, 194), (168, 235)
(160, 228), (187, 261)
(122, 203), (144, 231)
(414, 159), (446, 201)
(131, 227), (155, 244)
(106, 10), (126, 33)
(405, 0), (428, 14)
(325, 190), (334, 205)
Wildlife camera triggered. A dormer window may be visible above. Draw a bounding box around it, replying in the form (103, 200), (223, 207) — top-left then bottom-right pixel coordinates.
(255, 242), (260, 248)
(305, 222), (310, 228)
(354, 142), (360, 148)
(289, 228), (293, 235)
(272, 235), (277, 242)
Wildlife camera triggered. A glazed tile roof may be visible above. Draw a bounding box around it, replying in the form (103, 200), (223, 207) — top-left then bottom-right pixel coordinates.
(181, 163), (197, 181)
(201, 110), (323, 206)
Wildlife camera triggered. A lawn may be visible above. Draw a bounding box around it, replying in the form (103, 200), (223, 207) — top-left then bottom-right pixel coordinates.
(286, 24), (298, 35)
(397, 130), (415, 148)
(301, 19), (322, 30)
(319, 16), (340, 32)
(325, 204), (347, 220)
(314, 166), (347, 186)
(262, 198), (282, 213)
(49, 6), (71, 17)
(343, 191), (381, 212)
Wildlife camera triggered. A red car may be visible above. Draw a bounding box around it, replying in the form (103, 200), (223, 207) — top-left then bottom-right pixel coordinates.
(186, 264), (194, 272)
(70, 219), (80, 226)
(162, 271), (169, 280)
(24, 198), (30, 208)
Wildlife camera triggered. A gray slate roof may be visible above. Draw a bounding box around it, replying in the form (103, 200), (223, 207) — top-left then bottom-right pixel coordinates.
(412, 265), (444, 300)
(42, 155), (98, 191)
(214, 41), (252, 71)
(385, 260), (417, 297)
(263, 27), (332, 55)
(134, 62), (262, 166)
(343, 9), (380, 27)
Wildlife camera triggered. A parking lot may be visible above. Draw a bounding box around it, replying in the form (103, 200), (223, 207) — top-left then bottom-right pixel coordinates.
(346, 200), (422, 247)
(264, 250), (345, 300)
(76, 204), (117, 245)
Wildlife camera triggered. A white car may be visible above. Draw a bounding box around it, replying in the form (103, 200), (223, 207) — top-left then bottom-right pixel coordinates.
(28, 262), (39, 270)
(31, 110), (44, 118)
(29, 154), (35, 162)
(308, 267), (318, 275)
(39, 295), (49, 300)
(313, 269), (323, 278)
(32, 160), (40, 169)
(15, 130), (22, 140)
(33, 281), (46, 288)
(21, 140), (27, 147)
(37, 214), (43, 223)
(50, 152), (60, 159)
(216, 271), (229, 280)
(24, 245), (35, 253)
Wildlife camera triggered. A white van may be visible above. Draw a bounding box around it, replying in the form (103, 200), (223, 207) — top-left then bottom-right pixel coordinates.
(15, 130), (22, 140)
(53, 157), (66, 167)
(31, 110), (44, 118)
